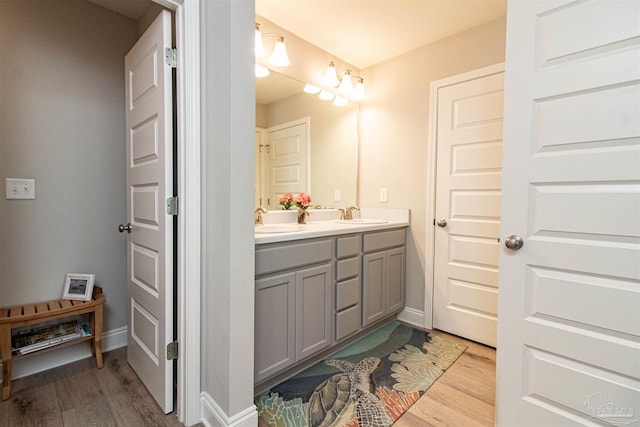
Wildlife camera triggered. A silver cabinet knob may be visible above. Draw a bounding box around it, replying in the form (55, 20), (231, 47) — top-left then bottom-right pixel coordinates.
(118, 223), (132, 233)
(505, 235), (524, 250)
(436, 219), (447, 228)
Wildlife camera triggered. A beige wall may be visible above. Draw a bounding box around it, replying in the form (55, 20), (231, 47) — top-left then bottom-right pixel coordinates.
(256, 103), (267, 128)
(359, 16), (507, 315)
(0, 0), (138, 331)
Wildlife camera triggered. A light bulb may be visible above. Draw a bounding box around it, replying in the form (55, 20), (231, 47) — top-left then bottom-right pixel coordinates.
(333, 96), (348, 106)
(255, 24), (266, 58)
(270, 37), (290, 67)
(255, 64), (269, 78)
(323, 62), (340, 87)
(337, 71), (353, 95)
(319, 90), (335, 101)
(304, 84), (321, 94)
(353, 78), (366, 100)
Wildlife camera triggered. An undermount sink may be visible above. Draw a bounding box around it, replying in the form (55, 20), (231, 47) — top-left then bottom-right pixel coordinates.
(333, 219), (388, 224)
(255, 224), (304, 234)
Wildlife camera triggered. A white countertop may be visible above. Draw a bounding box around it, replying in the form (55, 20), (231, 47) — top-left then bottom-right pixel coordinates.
(255, 208), (410, 245)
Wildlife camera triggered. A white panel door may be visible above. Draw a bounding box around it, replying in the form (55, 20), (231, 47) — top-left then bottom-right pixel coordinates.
(124, 10), (174, 413)
(497, 1), (640, 425)
(433, 70), (504, 347)
(268, 118), (309, 208)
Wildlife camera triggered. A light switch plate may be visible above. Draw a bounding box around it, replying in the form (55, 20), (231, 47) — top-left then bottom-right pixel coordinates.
(334, 189), (341, 202)
(6, 178), (35, 199)
(379, 188), (388, 203)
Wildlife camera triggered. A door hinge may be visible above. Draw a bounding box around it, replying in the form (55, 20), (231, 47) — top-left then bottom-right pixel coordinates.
(165, 48), (177, 68)
(167, 197), (179, 215)
(167, 341), (179, 360)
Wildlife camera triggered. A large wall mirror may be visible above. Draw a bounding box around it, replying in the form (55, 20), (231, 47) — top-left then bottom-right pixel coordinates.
(255, 69), (358, 210)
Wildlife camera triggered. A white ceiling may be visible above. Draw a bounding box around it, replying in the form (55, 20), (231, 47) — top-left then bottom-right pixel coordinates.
(89, 0), (506, 71)
(88, 0), (150, 20)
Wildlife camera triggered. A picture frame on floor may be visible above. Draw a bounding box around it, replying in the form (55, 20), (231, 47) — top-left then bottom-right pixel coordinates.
(62, 273), (95, 301)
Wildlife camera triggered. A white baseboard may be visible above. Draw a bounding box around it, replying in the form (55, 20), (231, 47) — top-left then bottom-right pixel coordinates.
(398, 307), (426, 328)
(0, 326), (128, 384)
(200, 392), (258, 427)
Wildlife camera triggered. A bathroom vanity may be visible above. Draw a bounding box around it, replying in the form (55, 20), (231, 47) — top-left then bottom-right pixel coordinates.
(254, 209), (409, 390)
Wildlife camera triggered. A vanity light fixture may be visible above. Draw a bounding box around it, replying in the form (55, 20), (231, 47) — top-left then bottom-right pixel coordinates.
(333, 96), (349, 106)
(337, 70), (353, 95)
(322, 62), (340, 87)
(270, 37), (291, 67)
(255, 22), (291, 76)
(321, 62), (367, 101)
(255, 24), (267, 58)
(352, 77), (367, 101)
(304, 84), (321, 94)
(318, 90), (335, 101)
(255, 64), (270, 78)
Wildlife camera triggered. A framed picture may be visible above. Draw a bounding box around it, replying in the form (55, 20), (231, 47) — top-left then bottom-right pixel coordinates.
(62, 273), (95, 301)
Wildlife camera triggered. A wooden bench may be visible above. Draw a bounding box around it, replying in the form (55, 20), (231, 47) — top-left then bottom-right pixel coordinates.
(0, 286), (106, 400)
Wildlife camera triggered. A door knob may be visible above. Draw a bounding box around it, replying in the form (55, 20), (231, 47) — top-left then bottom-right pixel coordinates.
(436, 219), (447, 228)
(505, 235), (524, 250)
(118, 223), (132, 233)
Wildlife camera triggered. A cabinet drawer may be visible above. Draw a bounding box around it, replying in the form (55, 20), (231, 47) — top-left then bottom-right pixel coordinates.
(363, 229), (405, 253)
(255, 239), (332, 276)
(335, 305), (360, 341)
(336, 257), (360, 281)
(336, 277), (360, 311)
(337, 235), (361, 259)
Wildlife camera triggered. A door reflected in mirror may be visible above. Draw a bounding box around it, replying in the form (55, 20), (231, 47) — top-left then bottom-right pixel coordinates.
(256, 69), (358, 210)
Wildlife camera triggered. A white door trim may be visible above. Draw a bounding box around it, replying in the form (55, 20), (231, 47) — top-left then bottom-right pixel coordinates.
(424, 62), (505, 329)
(153, 0), (201, 425)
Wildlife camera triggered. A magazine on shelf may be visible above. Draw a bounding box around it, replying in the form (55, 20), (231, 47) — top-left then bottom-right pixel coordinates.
(11, 320), (92, 355)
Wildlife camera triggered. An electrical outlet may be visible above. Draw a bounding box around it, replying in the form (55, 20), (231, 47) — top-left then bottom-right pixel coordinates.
(379, 188), (388, 203)
(6, 178), (35, 200)
(334, 189), (341, 202)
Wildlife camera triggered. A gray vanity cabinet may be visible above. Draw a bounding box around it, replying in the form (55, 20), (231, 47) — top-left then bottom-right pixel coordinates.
(255, 228), (406, 386)
(254, 239), (332, 383)
(255, 272), (296, 381)
(335, 235), (362, 341)
(295, 263), (332, 361)
(362, 229), (406, 327)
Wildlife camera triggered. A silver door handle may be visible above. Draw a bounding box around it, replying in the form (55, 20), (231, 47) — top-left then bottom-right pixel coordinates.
(505, 235), (524, 250)
(118, 223), (132, 233)
(436, 219), (447, 228)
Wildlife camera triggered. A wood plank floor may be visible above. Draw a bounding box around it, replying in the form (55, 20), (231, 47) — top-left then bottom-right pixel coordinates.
(394, 329), (496, 427)
(0, 347), (194, 427)
(1, 330), (495, 427)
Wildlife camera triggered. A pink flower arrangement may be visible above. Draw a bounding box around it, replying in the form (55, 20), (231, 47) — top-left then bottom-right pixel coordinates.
(278, 192), (295, 210)
(293, 192), (312, 210)
(278, 192), (312, 210)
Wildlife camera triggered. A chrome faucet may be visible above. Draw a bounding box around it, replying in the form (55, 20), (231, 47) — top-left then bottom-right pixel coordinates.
(344, 205), (360, 220)
(255, 207), (267, 225)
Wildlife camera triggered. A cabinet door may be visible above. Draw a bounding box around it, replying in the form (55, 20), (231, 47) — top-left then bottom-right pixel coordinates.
(255, 272), (296, 382)
(296, 264), (332, 361)
(385, 247), (405, 313)
(362, 252), (386, 327)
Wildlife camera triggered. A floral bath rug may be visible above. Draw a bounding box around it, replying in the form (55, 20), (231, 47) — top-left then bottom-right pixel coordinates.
(256, 321), (467, 427)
